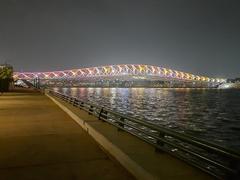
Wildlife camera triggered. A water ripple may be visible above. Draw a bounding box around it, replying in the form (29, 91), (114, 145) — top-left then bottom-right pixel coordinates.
(54, 87), (240, 150)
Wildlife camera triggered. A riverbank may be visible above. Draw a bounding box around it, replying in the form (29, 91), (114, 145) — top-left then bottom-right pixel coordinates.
(0, 91), (133, 180)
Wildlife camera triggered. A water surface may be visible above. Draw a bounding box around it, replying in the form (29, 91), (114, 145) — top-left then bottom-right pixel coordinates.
(54, 87), (240, 150)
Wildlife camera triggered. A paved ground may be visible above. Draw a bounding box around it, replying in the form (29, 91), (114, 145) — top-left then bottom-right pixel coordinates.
(0, 91), (134, 180)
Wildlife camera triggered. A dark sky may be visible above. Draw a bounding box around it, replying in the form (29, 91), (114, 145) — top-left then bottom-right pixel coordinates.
(0, 0), (239, 78)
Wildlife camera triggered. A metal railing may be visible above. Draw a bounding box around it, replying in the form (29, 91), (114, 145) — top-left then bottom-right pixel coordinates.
(49, 90), (240, 179)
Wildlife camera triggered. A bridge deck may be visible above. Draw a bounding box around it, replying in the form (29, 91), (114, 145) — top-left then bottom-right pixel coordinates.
(0, 90), (133, 180)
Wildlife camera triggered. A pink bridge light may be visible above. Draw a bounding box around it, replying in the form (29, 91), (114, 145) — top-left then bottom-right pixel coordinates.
(13, 64), (222, 83)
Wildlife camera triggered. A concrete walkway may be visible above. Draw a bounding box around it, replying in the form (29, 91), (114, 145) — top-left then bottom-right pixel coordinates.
(0, 92), (134, 180)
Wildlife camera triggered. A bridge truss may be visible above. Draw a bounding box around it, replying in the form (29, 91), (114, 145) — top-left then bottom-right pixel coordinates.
(13, 64), (225, 84)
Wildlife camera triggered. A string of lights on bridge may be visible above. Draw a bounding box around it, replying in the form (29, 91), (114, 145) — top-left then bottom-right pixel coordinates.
(13, 64), (226, 83)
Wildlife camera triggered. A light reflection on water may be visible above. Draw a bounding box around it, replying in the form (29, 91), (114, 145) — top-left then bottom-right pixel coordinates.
(53, 87), (240, 150)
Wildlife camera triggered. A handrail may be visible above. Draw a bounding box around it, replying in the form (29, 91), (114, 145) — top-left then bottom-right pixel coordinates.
(48, 90), (240, 179)
(102, 106), (240, 159)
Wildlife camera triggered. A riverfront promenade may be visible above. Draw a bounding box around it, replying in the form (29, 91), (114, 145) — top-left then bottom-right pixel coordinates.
(0, 91), (133, 180)
(0, 90), (213, 180)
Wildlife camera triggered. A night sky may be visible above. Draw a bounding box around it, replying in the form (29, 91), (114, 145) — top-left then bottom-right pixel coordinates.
(0, 0), (239, 78)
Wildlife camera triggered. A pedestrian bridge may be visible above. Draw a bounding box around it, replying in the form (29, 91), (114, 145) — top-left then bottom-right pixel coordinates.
(13, 64), (226, 87)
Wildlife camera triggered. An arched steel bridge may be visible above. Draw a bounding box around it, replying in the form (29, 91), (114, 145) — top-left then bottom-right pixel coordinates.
(13, 64), (225, 83)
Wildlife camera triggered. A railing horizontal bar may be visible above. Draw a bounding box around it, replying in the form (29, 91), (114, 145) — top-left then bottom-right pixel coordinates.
(109, 117), (233, 173)
(103, 106), (240, 160)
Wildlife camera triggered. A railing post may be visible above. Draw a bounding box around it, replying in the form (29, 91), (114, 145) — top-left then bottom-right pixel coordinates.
(156, 132), (165, 152)
(89, 105), (94, 115)
(72, 98), (75, 105)
(64, 96), (68, 101)
(99, 108), (104, 120)
(79, 102), (84, 109)
(98, 108), (107, 121)
(118, 117), (125, 131)
(73, 98), (77, 106)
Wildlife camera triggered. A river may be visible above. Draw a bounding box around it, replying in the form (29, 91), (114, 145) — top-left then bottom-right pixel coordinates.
(53, 87), (240, 151)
